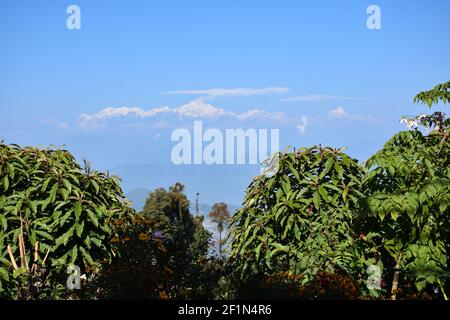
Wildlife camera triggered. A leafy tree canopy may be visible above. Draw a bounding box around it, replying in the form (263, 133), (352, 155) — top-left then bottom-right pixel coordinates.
(0, 143), (132, 298)
(228, 146), (371, 286)
(362, 81), (450, 299)
(141, 183), (212, 298)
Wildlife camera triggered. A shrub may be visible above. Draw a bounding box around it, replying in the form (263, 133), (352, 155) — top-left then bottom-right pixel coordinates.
(228, 146), (370, 288)
(0, 142), (131, 299)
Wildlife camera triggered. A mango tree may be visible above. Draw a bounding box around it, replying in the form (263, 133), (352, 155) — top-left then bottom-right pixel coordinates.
(228, 146), (373, 289)
(0, 143), (132, 299)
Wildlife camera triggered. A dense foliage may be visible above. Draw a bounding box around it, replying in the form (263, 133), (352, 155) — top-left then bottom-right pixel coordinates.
(141, 183), (212, 299)
(228, 146), (374, 290)
(0, 81), (448, 300)
(94, 213), (167, 300)
(361, 82), (450, 299)
(227, 81), (449, 300)
(0, 143), (132, 299)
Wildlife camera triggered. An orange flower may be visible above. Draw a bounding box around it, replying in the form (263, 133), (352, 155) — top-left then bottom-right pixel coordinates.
(159, 291), (169, 300)
(111, 237), (120, 243)
(139, 233), (149, 241)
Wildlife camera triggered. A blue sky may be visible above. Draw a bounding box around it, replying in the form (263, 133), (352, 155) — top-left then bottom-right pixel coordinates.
(1, 0), (449, 206)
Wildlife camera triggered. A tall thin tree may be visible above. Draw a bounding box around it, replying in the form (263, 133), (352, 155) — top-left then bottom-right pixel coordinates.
(208, 203), (231, 256)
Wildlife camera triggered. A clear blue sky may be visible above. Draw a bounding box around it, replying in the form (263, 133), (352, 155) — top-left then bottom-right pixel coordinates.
(1, 0), (449, 205)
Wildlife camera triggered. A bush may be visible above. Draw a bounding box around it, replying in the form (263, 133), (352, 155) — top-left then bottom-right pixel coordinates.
(228, 146), (370, 287)
(0, 143), (131, 299)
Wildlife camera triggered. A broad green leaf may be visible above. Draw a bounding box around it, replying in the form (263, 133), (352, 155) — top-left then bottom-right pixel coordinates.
(6, 163), (15, 179)
(35, 230), (54, 241)
(63, 179), (72, 195)
(3, 176), (9, 191)
(86, 209), (99, 227)
(55, 225), (75, 247)
(91, 180), (100, 194)
(318, 185), (329, 202)
(70, 245), (78, 265)
(313, 192), (320, 209)
(59, 209), (73, 227)
(76, 221), (84, 238)
(74, 202), (82, 218)
(255, 243), (262, 261)
(0, 215), (7, 230)
(49, 183), (59, 202)
(79, 246), (94, 265)
(334, 163), (343, 180)
(41, 177), (52, 193)
(0, 267), (10, 281)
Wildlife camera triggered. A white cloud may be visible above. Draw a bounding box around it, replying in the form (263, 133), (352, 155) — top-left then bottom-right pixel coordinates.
(79, 106), (172, 123)
(78, 106), (172, 129)
(297, 115), (309, 134)
(176, 99), (230, 118)
(162, 87), (289, 97)
(41, 118), (70, 130)
(328, 106), (369, 121)
(236, 109), (289, 122)
(281, 95), (358, 102)
(58, 123), (70, 130)
(77, 99), (295, 128)
(77, 100), (229, 126)
(328, 106), (347, 118)
(73, 99), (314, 133)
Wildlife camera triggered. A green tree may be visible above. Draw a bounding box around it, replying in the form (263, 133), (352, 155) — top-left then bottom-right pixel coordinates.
(228, 146), (370, 289)
(141, 183), (211, 298)
(362, 81), (450, 300)
(142, 182), (192, 244)
(209, 203), (230, 256)
(0, 143), (132, 299)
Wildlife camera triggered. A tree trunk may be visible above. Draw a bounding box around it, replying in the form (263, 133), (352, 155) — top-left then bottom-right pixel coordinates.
(391, 253), (403, 300)
(218, 231), (222, 257)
